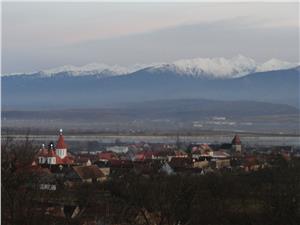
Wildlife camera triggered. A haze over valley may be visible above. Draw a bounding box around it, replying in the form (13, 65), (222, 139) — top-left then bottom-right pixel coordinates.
(2, 57), (299, 135)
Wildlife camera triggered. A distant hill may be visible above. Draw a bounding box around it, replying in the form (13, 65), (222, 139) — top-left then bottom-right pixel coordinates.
(2, 66), (299, 109)
(3, 98), (299, 133)
(3, 99), (299, 121)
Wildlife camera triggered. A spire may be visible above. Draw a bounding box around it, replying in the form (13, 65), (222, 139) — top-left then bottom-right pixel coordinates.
(231, 134), (241, 145)
(56, 129), (67, 149)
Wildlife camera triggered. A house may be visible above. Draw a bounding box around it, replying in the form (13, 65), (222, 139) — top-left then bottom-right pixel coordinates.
(212, 151), (230, 159)
(106, 145), (129, 153)
(66, 165), (107, 183)
(243, 155), (261, 171)
(210, 151), (231, 169)
(74, 157), (92, 166)
(193, 159), (209, 169)
(37, 129), (74, 166)
(174, 150), (188, 158)
(98, 151), (119, 161)
(155, 149), (188, 162)
(212, 159), (231, 169)
(169, 158), (193, 170)
(134, 150), (155, 161)
(191, 143), (214, 159)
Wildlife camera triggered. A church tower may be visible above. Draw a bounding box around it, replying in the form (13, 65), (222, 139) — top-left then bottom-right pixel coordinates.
(231, 134), (242, 153)
(56, 129), (67, 159)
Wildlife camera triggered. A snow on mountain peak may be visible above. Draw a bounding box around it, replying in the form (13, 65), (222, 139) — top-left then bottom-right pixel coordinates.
(40, 63), (134, 77)
(150, 55), (298, 79)
(172, 55), (258, 78)
(3, 55), (298, 79)
(256, 58), (298, 72)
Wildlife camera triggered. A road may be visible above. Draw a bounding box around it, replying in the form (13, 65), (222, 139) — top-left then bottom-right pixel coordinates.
(3, 134), (300, 146)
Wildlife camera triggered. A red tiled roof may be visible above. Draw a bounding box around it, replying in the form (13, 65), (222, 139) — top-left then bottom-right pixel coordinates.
(232, 135), (241, 145)
(108, 159), (133, 167)
(98, 151), (118, 160)
(56, 134), (67, 149)
(134, 150), (155, 161)
(48, 149), (57, 157)
(37, 148), (49, 157)
(75, 156), (91, 164)
(55, 156), (63, 164)
(62, 156), (74, 164)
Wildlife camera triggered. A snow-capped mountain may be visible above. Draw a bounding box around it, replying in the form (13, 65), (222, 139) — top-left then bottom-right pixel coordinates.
(39, 63), (147, 77)
(3, 64), (299, 109)
(150, 55), (298, 79)
(3, 55), (298, 79)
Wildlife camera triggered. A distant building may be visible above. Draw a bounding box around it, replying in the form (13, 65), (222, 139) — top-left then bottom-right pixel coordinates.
(66, 165), (107, 183)
(37, 129), (74, 165)
(106, 146), (129, 153)
(74, 157), (92, 166)
(98, 151), (119, 161)
(231, 134), (242, 153)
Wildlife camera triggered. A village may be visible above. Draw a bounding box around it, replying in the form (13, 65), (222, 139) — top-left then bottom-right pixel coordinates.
(2, 128), (300, 225)
(40, 130), (297, 190)
(32, 129), (298, 187)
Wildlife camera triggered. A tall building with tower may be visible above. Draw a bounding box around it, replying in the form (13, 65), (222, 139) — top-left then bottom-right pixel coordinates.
(37, 129), (73, 165)
(231, 134), (242, 153)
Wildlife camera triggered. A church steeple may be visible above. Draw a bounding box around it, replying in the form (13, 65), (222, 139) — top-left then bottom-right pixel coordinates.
(231, 134), (242, 153)
(56, 128), (67, 159)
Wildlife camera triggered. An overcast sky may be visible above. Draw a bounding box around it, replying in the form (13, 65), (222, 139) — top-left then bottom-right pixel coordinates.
(2, 2), (299, 73)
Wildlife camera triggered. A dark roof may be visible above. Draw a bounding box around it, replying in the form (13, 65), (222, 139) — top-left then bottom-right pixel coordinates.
(75, 157), (91, 164)
(108, 159), (133, 168)
(73, 165), (105, 180)
(169, 158), (193, 169)
(93, 160), (109, 168)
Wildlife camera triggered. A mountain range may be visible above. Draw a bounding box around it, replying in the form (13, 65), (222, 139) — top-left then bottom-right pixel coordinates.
(2, 55), (299, 109)
(3, 55), (298, 79)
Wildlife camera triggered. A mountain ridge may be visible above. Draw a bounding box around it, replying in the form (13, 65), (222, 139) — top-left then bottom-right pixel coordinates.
(2, 66), (299, 109)
(3, 55), (299, 79)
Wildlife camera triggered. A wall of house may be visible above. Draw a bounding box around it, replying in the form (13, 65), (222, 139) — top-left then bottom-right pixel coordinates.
(193, 160), (209, 169)
(215, 159), (231, 169)
(47, 157), (56, 165)
(56, 148), (67, 158)
(39, 156), (46, 164)
(99, 168), (110, 176)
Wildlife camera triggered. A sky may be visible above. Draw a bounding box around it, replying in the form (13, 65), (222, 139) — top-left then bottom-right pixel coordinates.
(2, 2), (299, 74)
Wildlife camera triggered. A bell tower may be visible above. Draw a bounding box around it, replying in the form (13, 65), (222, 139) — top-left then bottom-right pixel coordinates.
(231, 134), (242, 153)
(56, 129), (67, 159)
